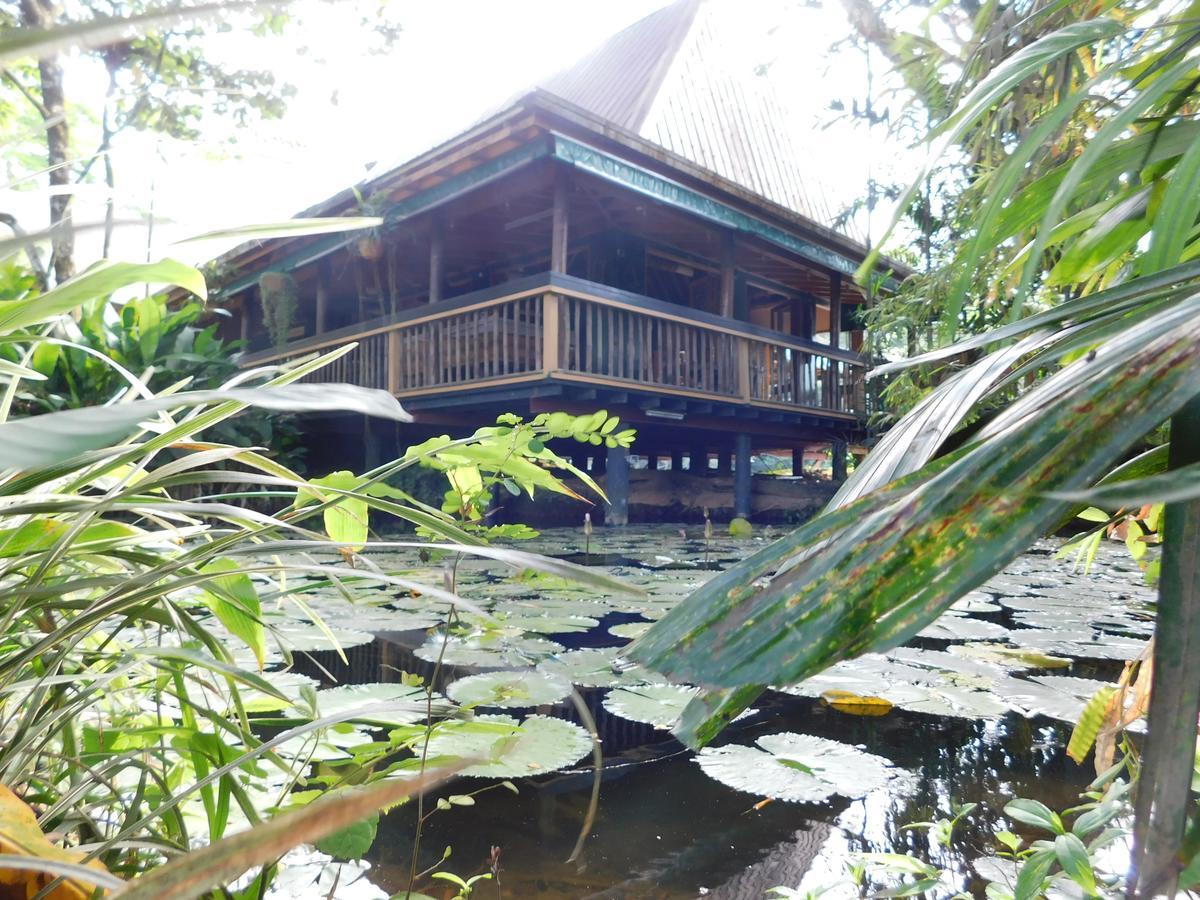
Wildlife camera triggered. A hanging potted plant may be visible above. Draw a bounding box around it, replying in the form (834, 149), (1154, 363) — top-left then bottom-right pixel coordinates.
(258, 271), (299, 350)
(350, 188), (389, 261)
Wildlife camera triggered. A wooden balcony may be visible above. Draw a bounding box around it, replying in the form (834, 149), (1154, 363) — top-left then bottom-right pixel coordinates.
(239, 273), (867, 420)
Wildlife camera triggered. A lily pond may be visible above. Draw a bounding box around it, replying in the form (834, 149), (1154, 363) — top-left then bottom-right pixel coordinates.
(220, 525), (1153, 899)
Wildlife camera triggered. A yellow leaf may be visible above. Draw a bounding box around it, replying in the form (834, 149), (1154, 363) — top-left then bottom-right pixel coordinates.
(820, 690), (894, 717)
(0, 784), (116, 898)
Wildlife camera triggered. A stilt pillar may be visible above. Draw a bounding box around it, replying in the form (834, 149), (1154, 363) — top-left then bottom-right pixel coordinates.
(671, 448), (684, 472)
(606, 444), (629, 526)
(734, 433), (752, 519)
(792, 446), (805, 477)
(832, 439), (848, 482)
(690, 445), (708, 475)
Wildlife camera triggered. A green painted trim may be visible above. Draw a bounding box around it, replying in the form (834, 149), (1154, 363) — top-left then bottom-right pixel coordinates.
(218, 139), (553, 297)
(552, 134), (894, 287)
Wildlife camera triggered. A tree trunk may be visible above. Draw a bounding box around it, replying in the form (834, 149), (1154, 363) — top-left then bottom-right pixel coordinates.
(19, 0), (74, 285)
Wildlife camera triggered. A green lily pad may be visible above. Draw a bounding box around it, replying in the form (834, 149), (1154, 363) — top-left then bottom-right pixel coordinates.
(695, 732), (901, 803)
(537, 647), (664, 688)
(446, 670), (571, 709)
(917, 614), (1009, 641)
(950, 643), (1072, 670)
(602, 684), (701, 729)
(311, 682), (442, 725)
(415, 632), (565, 668)
(608, 621), (651, 640)
(424, 714), (592, 778)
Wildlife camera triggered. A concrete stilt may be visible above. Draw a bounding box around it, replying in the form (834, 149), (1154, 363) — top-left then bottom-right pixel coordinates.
(606, 444), (629, 526)
(734, 433), (752, 519)
(832, 439), (848, 482)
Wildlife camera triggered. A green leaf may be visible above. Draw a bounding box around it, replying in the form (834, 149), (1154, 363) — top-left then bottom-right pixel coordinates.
(113, 764), (459, 900)
(0, 384), (411, 470)
(314, 812), (378, 860)
(1054, 833), (1097, 894)
(1050, 461), (1200, 507)
(1004, 799), (1064, 834)
(0, 259), (204, 335)
(199, 558), (267, 671)
(1143, 126), (1200, 274)
(632, 295), (1200, 693)
(1014, 849), (1056, 900)
(179, 217), (383, 245)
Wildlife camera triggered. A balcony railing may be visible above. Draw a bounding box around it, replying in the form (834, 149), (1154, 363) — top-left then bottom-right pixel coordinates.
(240, 273), (867, 418)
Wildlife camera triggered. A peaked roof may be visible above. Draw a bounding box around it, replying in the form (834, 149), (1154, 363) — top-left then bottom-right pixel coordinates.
(536, 0), (845, 235)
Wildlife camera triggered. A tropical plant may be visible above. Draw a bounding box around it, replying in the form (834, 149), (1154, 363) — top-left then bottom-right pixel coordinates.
(0, 239), (642, 898)
(631, 5), (1200, 895)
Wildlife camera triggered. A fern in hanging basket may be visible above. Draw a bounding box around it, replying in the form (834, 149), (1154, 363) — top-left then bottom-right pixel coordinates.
(258, 271), (299, 350)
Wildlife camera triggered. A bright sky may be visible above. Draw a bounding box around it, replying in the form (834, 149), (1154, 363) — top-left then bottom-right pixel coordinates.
(7, 0), (909, 269)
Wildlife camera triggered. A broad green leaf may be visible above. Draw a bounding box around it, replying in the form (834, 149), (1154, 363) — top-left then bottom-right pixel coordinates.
(0, 384), (411, 470)
(1050, 460), (1200, 507)
(1143, 127), (1200, 274)
(199, 558), (266, 671)
(297, 470), (370, 550)
(602, 684), (702, 729)
(314, 812), (378, 860)
(1004, 799), (1064, 834)
(1014, 850), (1056, 900)
(0, 259), (204, 335)
(1054, 833), (1097, 894)
(632, 295), (1200, 695)
(178, 217), (383, 245)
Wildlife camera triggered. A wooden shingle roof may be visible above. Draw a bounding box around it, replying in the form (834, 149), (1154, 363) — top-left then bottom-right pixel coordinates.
(537, 0), (844, 234)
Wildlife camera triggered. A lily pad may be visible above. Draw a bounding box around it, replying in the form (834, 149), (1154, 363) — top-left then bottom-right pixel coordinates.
(608, 621), (651, 640)
(415, 632), (565, 668)
(424, 714), (592, 778)
(917, 614), (1009, 641)
(311, 682), (442, 726)
(695, 732), (901, 803)
(950, 643), (1072, 670)
(602, 684), (701, 729)
(537, 647), (663, 688)
(446, 671), (571, 709)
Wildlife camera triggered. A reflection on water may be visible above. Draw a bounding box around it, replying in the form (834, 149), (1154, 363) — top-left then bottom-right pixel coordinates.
(291, 526), (1152, 898)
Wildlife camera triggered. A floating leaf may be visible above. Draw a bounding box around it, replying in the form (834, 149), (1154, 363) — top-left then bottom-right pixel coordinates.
(602, 684), (701, 729)
(821, 690), (894, 717)
(608, 621), (652, 640)
(950, 643), (1072, 670)
(424, 715), (591, 778)
(536, 647), (663, 688)
(695, 733), (902, 803)
(314, 813), (378, 860)
(311, 683), (441, 726)
(416, 633), (564, 668)
(446, 671), (570, 709)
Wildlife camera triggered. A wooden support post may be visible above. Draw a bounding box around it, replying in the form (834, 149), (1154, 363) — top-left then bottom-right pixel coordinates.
(551, 166), (570, 274)
(829, 272), (843, 349)
(690, 445), (708, 475)
(720, 231), (736, 318)
(542, 292), (560, 373)
(737, 338), (752, 401)
(715, 448), (730, 475)
(239, 296), (250, 345)
(606, 444), (629, 526)
(671, 449), (684, 472)
(734, 433), (752, 519)
(387, 329), (401, 394)
(791, 294), (814, 341)
(315, 263), (329, 334)
(792, 446), (805, 477)
(832, 439), (848, 482)
(363, 415), (382, 472)
(429, 217), (444, 304)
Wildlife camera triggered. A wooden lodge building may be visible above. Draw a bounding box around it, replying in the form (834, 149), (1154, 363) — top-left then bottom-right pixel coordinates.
(213, 0), (903, 524)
